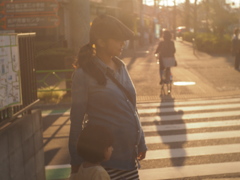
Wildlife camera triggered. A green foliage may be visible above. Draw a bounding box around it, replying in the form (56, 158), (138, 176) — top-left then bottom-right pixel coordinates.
(194, 33), (231, 54)
(211, 1), (238, 34)
(35, 48), (74, 70)
(182, 32), (195, 42)
(37, 87), (65, 104)
(198, 0), (238, 35)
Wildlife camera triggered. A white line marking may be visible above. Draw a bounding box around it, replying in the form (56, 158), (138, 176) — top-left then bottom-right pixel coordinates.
(138, 103), (240, 114)
(145, 130), (240, 144)
(137, 98), (240, 108)
(142, 119), (240, 132)
(41, 98), (240, 117)
(42, 108), (240, 118)
(139, 161), (240, 180)
(140, 111), (240, 122)
(145, 144), (240, 160)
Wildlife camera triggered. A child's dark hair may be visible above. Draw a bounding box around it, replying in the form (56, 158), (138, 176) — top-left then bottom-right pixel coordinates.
(77, 124), (114, 163)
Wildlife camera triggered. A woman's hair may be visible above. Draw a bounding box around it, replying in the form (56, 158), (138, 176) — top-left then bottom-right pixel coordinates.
(77, 124), (114, 163)
(74, 14), (134, 85)
(163, 30), (172, 41)
(76, 44), (107, 85)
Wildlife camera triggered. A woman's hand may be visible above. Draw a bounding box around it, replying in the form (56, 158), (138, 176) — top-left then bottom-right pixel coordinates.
(137, 151), (146, 161)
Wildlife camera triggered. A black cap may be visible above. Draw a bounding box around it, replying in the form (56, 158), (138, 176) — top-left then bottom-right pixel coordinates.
(90, 15), (134, 44)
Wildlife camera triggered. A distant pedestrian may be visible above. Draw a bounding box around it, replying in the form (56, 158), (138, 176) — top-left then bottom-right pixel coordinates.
(69, 125), (113, 180)
(231, 28), (240, 70)
(155, 30), (176, 84)
(69, 14), (147, 180)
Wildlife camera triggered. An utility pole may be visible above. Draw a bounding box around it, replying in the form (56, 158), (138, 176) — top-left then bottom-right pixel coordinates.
(193, 0), (198, 35)
(173, 0), (176, 39)
(185, 0), (190, 31)
(140, 0), (145, 45)
(205, 0), (209, 30)
(69, 0), (90, 52)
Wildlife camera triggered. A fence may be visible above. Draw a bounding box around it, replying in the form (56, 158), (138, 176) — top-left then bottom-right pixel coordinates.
(0, 33), (39, 125)
(36, 69), (73, 92)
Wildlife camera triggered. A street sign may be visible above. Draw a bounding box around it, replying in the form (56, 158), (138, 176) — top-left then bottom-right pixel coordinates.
(0, 0), (59, 15)
(0, 15), (60, 29)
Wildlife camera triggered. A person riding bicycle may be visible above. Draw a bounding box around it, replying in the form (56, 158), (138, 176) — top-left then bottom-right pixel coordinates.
(155, 30), (176, 84)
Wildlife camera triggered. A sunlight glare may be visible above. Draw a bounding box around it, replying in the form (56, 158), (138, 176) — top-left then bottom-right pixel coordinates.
(144, 0), (199, 6)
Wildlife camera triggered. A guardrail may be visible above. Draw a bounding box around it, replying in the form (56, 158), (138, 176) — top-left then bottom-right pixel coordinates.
(36, 69), (74, 92)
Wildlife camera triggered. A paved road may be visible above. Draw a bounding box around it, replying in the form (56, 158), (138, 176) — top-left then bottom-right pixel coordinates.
(41, 40), (240, 180)
(138, 97), (240, 180)
(43, 96), (240, 180)
(124, 39), (240, 102)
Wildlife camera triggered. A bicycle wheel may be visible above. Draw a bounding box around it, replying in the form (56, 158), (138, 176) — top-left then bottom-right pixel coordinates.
(165, 68), (172, 94)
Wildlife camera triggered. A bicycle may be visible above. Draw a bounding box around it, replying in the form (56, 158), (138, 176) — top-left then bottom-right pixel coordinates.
(155, 54), (174, 95)
(160, 67), (172, 95)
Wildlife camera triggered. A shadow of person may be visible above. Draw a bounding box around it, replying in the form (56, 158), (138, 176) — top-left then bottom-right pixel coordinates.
(154, 96), (186, 167)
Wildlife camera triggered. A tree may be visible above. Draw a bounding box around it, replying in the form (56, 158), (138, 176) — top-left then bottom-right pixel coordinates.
(198, 0), (238, 34)
(209, 0), (238, 34)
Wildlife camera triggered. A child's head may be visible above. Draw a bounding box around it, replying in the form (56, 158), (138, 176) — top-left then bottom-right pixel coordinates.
(77, 124), (114, 164)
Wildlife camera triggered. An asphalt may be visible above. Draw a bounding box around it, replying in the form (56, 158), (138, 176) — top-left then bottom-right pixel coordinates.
(127, 39), (240, 102)
(34, 38), (240, 110)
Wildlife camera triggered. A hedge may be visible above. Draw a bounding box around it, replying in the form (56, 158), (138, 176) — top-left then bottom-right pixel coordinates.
(182, 32), (231, 54)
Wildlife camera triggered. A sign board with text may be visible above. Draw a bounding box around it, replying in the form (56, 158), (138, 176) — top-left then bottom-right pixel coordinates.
(0, 15), (60, 30)
(0, 0), (59, 15)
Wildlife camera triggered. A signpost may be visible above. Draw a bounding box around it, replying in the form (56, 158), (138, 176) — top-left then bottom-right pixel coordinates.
(0, 0), (59, 14)
(0, 0), (60, 30)
(0, 15), (60, 29)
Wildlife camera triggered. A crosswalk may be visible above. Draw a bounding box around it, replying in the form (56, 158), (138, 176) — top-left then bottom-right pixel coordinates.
(44, 97), (240, 180)
(138, 97), (240, 180)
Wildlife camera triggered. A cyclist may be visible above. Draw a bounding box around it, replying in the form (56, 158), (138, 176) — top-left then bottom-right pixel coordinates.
(155, 29), (176, 85)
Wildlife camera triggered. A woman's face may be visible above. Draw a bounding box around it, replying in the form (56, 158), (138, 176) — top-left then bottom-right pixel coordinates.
(104, 146), (113, 161)
(105, 39), (125, 57)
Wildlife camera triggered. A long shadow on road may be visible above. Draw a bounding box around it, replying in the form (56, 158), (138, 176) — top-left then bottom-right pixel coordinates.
(154, 95), (186, 167)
